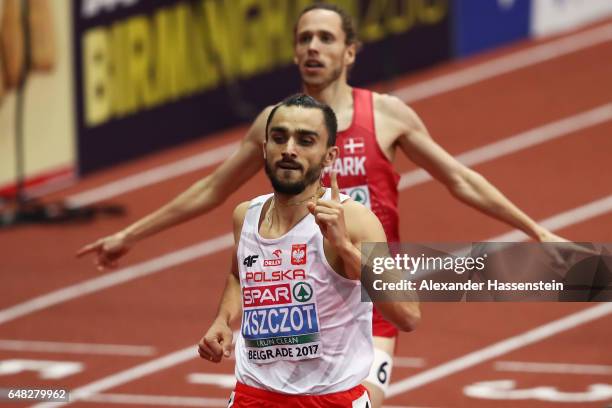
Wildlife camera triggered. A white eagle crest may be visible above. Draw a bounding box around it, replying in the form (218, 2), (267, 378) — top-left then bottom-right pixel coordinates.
(293, 248), (305, 262)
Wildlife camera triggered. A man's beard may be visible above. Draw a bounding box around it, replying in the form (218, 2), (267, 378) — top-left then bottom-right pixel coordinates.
(265, 158), (323, 195)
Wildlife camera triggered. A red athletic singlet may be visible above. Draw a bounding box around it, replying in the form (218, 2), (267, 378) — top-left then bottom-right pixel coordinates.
(322, 88), (401, 338)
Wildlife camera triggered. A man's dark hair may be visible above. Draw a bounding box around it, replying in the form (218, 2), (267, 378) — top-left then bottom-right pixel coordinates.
(294, 3), (362, 52)
(265, 94), (337, 147)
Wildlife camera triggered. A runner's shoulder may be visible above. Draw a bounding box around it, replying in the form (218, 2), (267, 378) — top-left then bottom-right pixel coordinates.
(232, 201), (252, 239)
(372, 92), (419, 121)
(233, 201), (251, 222)
(341, 199), (386, 241)
(342, 198), (376, 218)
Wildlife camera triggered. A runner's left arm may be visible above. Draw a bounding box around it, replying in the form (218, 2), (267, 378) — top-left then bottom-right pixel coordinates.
(197, 201), (249, 362)
(381, 95), (565, 242)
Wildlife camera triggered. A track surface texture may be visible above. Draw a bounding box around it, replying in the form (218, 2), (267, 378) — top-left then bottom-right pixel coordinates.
(1, 20), (611, 408)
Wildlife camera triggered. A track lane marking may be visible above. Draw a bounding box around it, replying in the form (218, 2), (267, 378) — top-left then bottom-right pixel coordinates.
(393, 23), (612, 102)
(29, 304), (612, 407)
(393, 357), (427, 368)
(387, 303), (612, 397)
(3, 106), (610, 327)
(28, 197), (612, 407)
(0, 339), (156, 356)
(399, 104), (612, 189)
(67, 143), (239, 208)
(494, 361), (612, 375)
(0, 234), (233, 326)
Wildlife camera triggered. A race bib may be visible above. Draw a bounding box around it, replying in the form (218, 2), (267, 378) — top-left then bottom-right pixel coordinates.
(241, 281), (322, 364)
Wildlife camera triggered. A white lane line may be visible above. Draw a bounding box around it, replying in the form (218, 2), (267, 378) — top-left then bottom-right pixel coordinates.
(398, 103), (612, 190)
(0, 233), (233, 326)
(28, 173), (77, 199)
(394, 23), (612, 102)
(186, 373), (236, 388)
(387, 303), (612, 397)
(487, 194), (612, 242)
(394, 357), (427, 368)
(81, 393), (228, 407)
(65, 24), (612, 206)
(2, 103), (610, 327)
(31, 347), (198, 408)
(67, 143), (239, 207)
(0, 339), (155, 356)
(27, 198), (612, 407)
(495, 361), (612, 375)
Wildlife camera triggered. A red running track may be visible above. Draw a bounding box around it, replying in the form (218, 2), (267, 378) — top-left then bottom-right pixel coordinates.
(0, 19), (611, 408)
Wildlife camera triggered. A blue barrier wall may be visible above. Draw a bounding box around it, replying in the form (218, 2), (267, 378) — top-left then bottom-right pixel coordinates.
(453, 0), (531, 57)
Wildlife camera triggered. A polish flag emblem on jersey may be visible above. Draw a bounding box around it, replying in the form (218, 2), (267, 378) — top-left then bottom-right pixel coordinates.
(291, 244), (307, 265)
(343, 136), (365, 155)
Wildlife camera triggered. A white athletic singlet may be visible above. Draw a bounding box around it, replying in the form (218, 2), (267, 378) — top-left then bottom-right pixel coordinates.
(234, 188), (374, 394)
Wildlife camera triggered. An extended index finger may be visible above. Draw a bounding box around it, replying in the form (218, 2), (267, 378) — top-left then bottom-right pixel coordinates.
(75, 241), (100, 258)
(331, 170), (340, 201)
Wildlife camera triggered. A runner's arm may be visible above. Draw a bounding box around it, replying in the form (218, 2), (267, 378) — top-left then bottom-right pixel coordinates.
(342, 201), (421, 332)
(215, 201), (250, 325)
(111, 107), (270, 242)
(77, 107), (273, 268)
(381, 95), (562, 242)
(198, 201), (249, 362)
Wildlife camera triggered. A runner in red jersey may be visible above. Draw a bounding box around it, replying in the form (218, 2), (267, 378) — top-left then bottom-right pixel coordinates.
(323, 87), (400, 243)
(322, 87), (401, 342)
(78, 4), (567, 407)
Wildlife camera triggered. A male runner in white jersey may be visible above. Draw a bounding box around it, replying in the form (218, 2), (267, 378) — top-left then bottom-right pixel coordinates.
(78, 3), (565, 406)
(197, 93), (419, 407)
